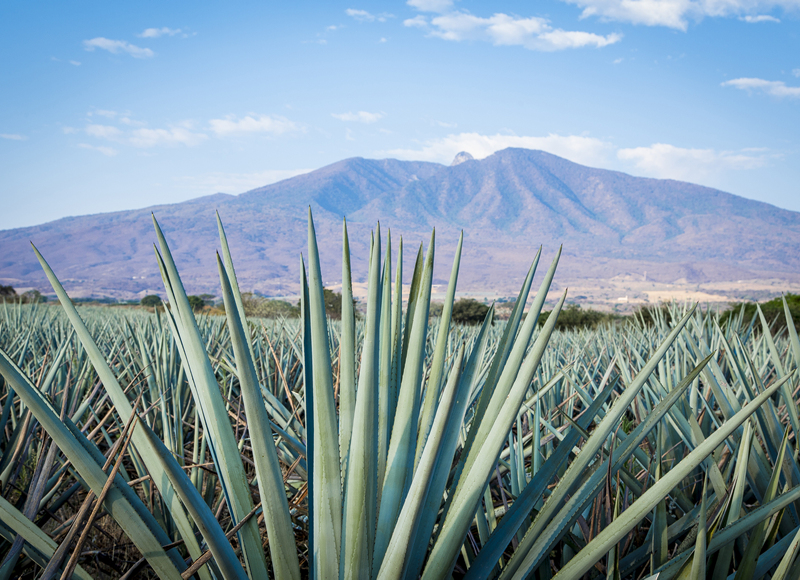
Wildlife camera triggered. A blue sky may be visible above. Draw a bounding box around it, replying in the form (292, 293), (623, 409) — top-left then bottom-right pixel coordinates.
(1, 0), (799, 230)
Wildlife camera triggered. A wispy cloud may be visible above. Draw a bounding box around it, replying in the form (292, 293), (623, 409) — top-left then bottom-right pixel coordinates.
(208, 114), (298, 135)
(83, 38), (154, 58)
(406, 12), (621, 51)
(792, 69), (800, 78)
(78, 143), (118, 156)
(69, 60), (81, 66)
(83, 120), (205, 148)
(1, 134), (27, 141)
(129, 127), (207, 147)
(138, 27), (182, 38)
(382, 132), (614, 166)
(739, 14), (780, 23)
(617, 143), (770, 181)
(407, 0), (453, 13)
(90, 109), (118, 119)
(332, 111), (385, 123)
(85, 124), (123, 139)
(563, 0), (793, 31)
(722, 77), (800, 98)
(346, 9), (394, 22)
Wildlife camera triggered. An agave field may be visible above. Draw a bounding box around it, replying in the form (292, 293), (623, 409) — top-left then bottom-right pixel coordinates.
(1, 211), (800, 580)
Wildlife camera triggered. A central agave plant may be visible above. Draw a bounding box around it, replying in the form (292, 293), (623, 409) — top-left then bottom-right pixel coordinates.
(0, 209), (798, 580)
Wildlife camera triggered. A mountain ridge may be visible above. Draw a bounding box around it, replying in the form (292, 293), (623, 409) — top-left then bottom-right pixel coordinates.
(1, 148), (798, 305)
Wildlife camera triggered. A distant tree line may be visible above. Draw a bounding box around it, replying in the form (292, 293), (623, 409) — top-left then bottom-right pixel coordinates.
(0, 286), (48, 303)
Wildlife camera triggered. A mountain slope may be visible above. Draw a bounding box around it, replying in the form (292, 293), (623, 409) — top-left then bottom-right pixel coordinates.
(1, 148), (798, 301)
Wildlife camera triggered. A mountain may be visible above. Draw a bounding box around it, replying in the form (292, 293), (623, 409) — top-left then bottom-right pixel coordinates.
(1, 148), (799, 306)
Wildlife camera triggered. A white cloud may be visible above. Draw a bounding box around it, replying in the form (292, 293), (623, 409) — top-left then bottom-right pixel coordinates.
(138, 27), (182, 38)
(404, 15), (429, 27)
(616, 143), (769, 182)
(208, 114), (298, 135)
(382, 132), (614, 166)
(380, 37), (388, 42)
(407, 0), (454, 12)
(793, 68), (800, 77)
(739, 14), (780, 22)
(119, 116), (145, 126)
(0, 134), (26, 141)
(346, 8), (394, 22)
(91, 109), (118, 118)
(563, 0), (796, 31)
(332, 111), (385, 123)
(129, 127), (207, 147)
(83, 38), (154, 58)
(85, 124), (122, 139)
(84, 121), (205, 147)
(722, 77), (800, 98)
(381, 132), (771, 187)
(411, 11), (622, 50)
(69, 60), (81, 66)
(78, 143), (118, 156)
(178, 169), (313, 193)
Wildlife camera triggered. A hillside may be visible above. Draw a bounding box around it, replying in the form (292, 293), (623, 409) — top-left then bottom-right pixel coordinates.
(1, 148), (798, 306)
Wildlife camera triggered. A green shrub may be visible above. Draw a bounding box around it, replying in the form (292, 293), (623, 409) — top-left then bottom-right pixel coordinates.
(720, 293), (800, 333)
(140, 295), (163, 307)
(20, 289), (47, 304)
(452, 298), (489, 325)
(241, 293), (300, 318)
(538, 303), (614, 330)
(187, 295), (206, 311)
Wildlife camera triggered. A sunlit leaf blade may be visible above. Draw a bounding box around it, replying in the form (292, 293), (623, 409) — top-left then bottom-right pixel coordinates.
(305, 208), (342, 577)
(217, 252), (301, 580)
(151, 215), (269, 580)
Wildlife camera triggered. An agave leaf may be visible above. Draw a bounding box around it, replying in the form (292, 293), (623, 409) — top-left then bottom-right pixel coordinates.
(550, 373), (791, 580)
(463, 376), (619, 580)
(712, 421), (754, 580)
(415, 231), (463, 466)
(341, 227), (382, 579)
(30, 244), (210, 579)
(305, 208), (342, 577)
(405, 305), (495, 580)
(784, 296), (800, 371)
(422, 288), (567, 580)
(734, 424), (791, 580)
(377, 230), (393, 498)
(375, 230), (435, 569)
(652, 425), (668, 571)
(217, 253), (301, 580)
(0, 495), (93, 580)
(499, 306), (699, 579)
(675, 474), (708, 580)
(138, 419), (249, 580)
(773, 523), (800, 580)
(377, 345), (465, 580)
(300, 257), (317, 571)
(339, 219), (356, 481)
(0, 348), (186, 580)
(152, 216), (269, 580)
(757, 305), (800, 440)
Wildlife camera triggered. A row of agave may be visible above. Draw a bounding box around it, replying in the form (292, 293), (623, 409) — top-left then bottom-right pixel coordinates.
(0, 210), (799, 579)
